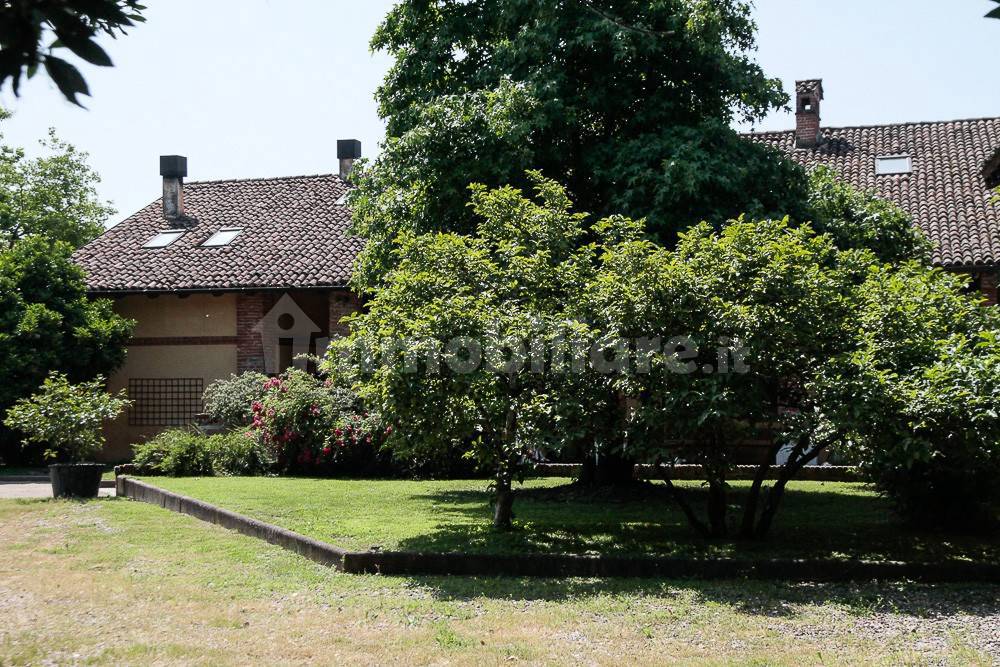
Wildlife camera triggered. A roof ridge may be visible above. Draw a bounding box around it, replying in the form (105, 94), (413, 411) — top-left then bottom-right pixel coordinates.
(185, 172), (343, 187)
(744, 115), (1000, 136)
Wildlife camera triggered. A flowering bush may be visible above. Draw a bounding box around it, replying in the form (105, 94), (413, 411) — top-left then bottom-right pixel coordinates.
(250, 369), (388, 475)
(202, 371), (268, 428)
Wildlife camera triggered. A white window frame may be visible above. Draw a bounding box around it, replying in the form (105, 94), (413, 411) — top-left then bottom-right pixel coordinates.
(875, 155), (913, 176)
(142, 230), (186, 248)
(201, 228), (243, 247)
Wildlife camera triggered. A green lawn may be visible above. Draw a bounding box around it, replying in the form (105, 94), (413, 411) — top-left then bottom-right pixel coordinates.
(141, 476), (1000, 564)
(1, 498), (997, 665)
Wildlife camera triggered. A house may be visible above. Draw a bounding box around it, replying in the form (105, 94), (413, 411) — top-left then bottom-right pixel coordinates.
(72, 141), (365, 460)
(750, 79), (1000, 305)
(73, 80), (999, 460)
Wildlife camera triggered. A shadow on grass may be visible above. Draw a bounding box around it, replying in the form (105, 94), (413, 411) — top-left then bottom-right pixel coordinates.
(407, 572), (1000, 621)
(393, 482), (1000, 566)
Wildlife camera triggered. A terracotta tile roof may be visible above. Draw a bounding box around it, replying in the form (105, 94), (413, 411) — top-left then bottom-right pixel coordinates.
(73, 174), (361, 293)
(749, 117), (1000, 268)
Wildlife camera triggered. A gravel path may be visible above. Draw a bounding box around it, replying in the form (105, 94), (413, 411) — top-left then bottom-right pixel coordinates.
(0, 481), (115, 499)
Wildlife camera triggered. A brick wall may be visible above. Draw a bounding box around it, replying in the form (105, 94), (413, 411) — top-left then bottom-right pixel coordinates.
(329, 291), (362, 338)
(236, 292), (268, 372)
(982, 272), (998, 306)
(795, 113), (820, 148)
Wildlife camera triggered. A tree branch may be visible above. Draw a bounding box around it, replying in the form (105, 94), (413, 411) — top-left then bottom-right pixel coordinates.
(577, 0), (676, 38)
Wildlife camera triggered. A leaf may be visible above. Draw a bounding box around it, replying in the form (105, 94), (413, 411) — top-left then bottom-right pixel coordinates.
(43, 56), (90, 106)
(54, 33), (114, 67)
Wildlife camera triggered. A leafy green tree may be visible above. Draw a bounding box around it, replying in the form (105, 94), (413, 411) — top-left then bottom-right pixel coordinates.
(330, 174), (610, 529)
(4, 371), (129, 461)
(0, 236), (133, 464)
(814, 265), (1000, 531)
(806, 166), (932, 264)
(587, 216), (868, 538)
(0, 114), (114, 249)
(351, 0), (809, 291)
(0, 0), (145, 105)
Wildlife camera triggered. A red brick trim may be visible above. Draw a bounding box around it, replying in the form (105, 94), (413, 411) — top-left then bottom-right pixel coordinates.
(130, 336), (238, 346)
(981, 272), (998, 306)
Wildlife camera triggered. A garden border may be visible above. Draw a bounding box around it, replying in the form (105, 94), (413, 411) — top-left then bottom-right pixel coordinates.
(117, 476), (1000, 582)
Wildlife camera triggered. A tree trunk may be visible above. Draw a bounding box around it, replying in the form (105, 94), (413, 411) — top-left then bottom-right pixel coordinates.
(739, 442), (782, 539)
(493, 472), (514, 531)
(707, 478), (728, 538)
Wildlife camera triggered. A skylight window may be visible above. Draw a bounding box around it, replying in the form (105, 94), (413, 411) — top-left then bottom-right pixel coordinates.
(876, 155), (912, 175)
(142, 230), (185, 248)
(202, 228), (243, 247)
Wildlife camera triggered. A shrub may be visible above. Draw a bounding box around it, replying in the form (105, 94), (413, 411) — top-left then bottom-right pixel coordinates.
(3, 372), (129, 462)
(817, 267), (1000, 531)
(202, 372), (269, 429)
(250, 369), (387, 475)
(133, 429), (214, 476)
(133, 429), (274, 477)
(209, 430), (273, 476)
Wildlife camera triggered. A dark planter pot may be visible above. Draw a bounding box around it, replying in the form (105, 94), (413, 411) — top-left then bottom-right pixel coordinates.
(49, 463), (104, 499)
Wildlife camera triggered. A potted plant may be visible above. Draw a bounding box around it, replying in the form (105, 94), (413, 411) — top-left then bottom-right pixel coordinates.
(4, 372), (130, 498)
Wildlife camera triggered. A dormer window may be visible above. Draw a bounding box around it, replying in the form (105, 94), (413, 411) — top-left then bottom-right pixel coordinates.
(202, 228), (242, 247)
(142, 230), (185, 248)
(876, 155), (912, 175)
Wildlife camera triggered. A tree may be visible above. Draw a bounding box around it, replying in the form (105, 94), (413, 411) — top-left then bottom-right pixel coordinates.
(988, 1), (1000, 19)
(0, 236), (133, 464)
(0, 0), (145, 105)
(814, 265), (1000, 531)
(1, 113), (114, 249)
(806, 166), (932, 265)
(330, 174), (611, 529)
(351, 0), (809, 292)
(587, 216), (869, 538)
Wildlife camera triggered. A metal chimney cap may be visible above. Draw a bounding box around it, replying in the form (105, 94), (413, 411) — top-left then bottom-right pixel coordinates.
(336, 140), (362, 160)
(159, 155), (188, 178)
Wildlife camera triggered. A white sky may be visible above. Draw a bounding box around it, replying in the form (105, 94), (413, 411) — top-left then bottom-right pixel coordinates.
(1, 0), (998, 222)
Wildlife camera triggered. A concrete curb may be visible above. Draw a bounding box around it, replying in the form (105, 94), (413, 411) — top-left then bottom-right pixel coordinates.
(530, 463), (863, 483)
(117, 477), (347, 569)
(117, 477), (1000, 583)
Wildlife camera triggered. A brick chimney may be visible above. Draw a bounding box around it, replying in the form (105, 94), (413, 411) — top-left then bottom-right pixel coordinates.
(337, 139), (362, 180)
(159, 155), (187, 222)
(794, 79), (823, 149)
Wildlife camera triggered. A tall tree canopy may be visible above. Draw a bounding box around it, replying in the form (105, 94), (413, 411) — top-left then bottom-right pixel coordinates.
(0, 0), (145, 105)
(0, 111), (114, 248)
(0, 116), (132, 464)
(351, 0), (809, 290)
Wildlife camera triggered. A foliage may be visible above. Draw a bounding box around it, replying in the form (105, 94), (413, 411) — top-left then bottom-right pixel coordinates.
(202, 372), (269, 429)
(0, 118), (114, 249)
(0, 0), (145, 105)
(806, 166), (932, 264)
(585, 214), (867, 538)
(132, 428), (274, 477)
(3, 371), (128, 461)
(815, 265), (1000, 530)
(0, 236), (133, 464)
(249, 369), (386, 476)
(329, 173), (625, 528)
(352, 0), (808, 291)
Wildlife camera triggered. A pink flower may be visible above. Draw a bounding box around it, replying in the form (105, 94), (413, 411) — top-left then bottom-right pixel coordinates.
(385, 425), (393, 435)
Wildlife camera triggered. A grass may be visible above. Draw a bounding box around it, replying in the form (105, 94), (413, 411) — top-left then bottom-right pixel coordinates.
(141, 476), (1000, 564)
(0, 497), (997, 665)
